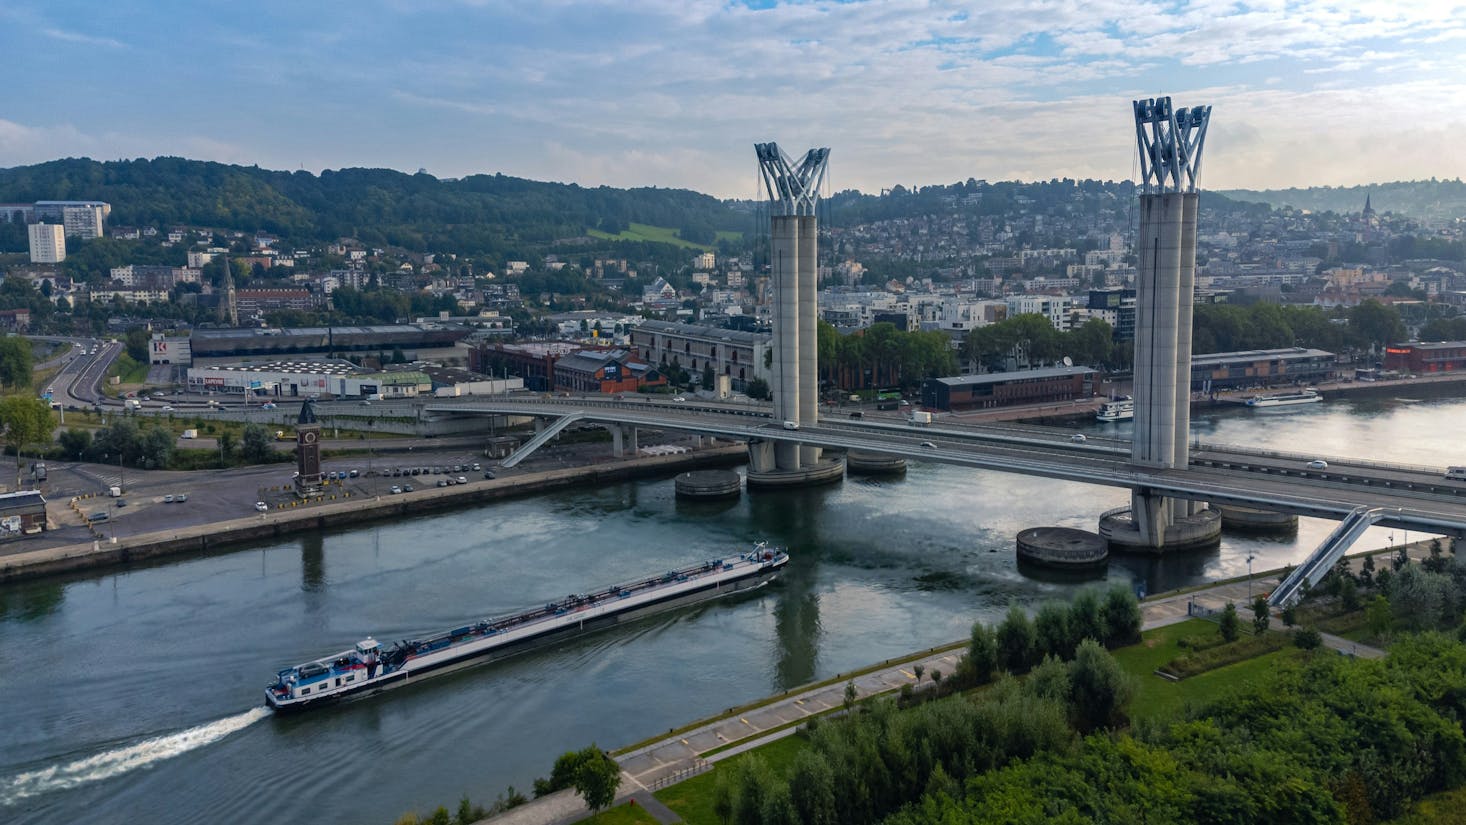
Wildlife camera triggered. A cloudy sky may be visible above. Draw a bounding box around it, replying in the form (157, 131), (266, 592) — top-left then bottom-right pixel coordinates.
(3, 1), (1464, 197)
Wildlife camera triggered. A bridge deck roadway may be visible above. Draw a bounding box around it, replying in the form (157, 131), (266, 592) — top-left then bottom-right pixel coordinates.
(425, 397), (1466, 537)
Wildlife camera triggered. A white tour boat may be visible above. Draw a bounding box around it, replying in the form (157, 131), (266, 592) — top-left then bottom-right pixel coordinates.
(1245, 389), (1322, 408)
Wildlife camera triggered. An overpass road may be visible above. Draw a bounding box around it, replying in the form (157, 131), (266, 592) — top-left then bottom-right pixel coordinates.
(415, 395), (1466, 538)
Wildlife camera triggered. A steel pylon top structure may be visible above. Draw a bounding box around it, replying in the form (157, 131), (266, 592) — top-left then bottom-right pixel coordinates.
(755, 142), (830, 216)
(1133, 97), (1211, 194)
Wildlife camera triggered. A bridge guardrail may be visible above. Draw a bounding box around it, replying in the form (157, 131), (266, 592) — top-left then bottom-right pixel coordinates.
(1193, 440), (1444, 477)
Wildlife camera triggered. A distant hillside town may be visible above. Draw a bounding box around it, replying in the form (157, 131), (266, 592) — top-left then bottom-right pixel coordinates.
(1, 159), (1464, 405)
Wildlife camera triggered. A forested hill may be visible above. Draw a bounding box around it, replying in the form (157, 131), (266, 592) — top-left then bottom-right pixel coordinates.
(0, 157), (749, 255)
(1219, 179), (1466, 223)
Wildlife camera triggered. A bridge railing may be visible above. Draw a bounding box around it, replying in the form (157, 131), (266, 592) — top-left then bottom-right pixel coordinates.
(1193, 440), (1443, 477)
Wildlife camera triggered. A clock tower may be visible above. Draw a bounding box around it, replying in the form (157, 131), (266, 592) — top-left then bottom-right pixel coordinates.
(294, 399), (324, 497)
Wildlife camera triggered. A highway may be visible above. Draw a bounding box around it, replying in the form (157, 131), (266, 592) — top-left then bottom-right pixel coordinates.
(415, 395), (1466, 537)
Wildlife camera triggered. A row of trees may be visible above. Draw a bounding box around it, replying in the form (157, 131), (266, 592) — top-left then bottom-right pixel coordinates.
(818, 321), (958, 391)
(963, 315), (1122, 372)
(56, 421), (277, 469)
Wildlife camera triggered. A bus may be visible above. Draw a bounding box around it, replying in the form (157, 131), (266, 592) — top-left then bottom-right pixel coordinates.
(876, 388), (902, 401)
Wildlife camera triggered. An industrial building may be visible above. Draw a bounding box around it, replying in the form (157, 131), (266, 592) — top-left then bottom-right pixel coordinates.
(1190, 347), (1336, 391)
(0, 491), (47, 539)
(1384, 341), (1466, 375)
(552, 349), (665, 394)
(186, 360), (431, 399)
(189, 324), (472, 365)
(921, 366), (1097, 411)
(630, 320), (772, 392)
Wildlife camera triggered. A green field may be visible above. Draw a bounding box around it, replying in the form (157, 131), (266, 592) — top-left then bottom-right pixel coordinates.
(654, 735), (809, 825)
(1111, 619), (1305, 721)
(587, 222), (740, 251)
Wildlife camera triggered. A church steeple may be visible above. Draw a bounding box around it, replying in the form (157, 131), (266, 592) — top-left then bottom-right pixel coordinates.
(220, 254), (239, 327)
(1363, 194), (1374, 216)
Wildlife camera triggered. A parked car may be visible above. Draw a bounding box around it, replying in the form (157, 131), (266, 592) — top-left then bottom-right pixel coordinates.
(456, 476), (468, 484)
(483, 470), (497, 480)
(89, 511), (109, 522)
(176, 493), (188, 503)
(402, 484), (414, 493)
(437, 479), (449, 487)
(348, 469), (360, 478)
(163, 494), (174, 503)
(255, 501), (269, 512)
(389, 485), (403, 495)
(116, 499), (127, 507)
(470, 463), (481, 471)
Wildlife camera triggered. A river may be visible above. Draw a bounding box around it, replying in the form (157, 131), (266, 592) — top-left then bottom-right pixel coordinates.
(2, 390), (1462, 824)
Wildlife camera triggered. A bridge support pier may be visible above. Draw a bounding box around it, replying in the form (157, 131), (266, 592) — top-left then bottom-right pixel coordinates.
(1099, 491), (1221, 553)
(609, 425), (640, 459)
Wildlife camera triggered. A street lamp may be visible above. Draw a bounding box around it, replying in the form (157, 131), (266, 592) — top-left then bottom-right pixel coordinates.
(1246, 554), (1256, 601)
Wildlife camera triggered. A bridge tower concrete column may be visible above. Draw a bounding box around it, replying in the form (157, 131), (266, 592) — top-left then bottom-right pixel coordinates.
(1101, 96), (1220, 552)
(611, 425), (624, 458)
(798, 214), (821, 465)
(753, 141), (844, 489)
(771, 214), (802, 471)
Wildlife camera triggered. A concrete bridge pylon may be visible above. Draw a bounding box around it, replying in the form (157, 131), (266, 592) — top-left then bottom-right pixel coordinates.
(750, 142), (843, 488)
(1103, 96), (1221, 551)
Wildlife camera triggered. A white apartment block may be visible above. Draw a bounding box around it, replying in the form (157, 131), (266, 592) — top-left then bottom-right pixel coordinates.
(1005, 294), (1077, 331)
(28, 223), (66, 263)
(693, 251), (715, 270)
(35, 201), (109, 239)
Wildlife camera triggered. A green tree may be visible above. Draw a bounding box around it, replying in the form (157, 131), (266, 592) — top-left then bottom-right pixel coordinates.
(1067, 588), (1105, 647)
(702, 363), (714, 391)
(744, 377), (771, 400)
(240, 423), (273, 463)
(1101, 586), (1142, 647)
(571, 745), (620, 817)
(1365, 594), (1392, 638)
(1219, 602), (1240, 642)
(218, 429), (237, 461)
(787, 750), (838, 825)
(139, 426), (174, 469)
(0, 395), (52, 487)
(996, 605), (1036, 673)
(967, 621), (998, 683)
(1067, 639), (1136, 732)
(58, 428), (92, 461)
(1033, 601), (1073, 660)
(124, 327), (150, 362)
(1251, 595), (1271, 634)
(1349, 299), (1407, 352)
(1294, 626), (1323, 650)
(0, 338), (34, 388)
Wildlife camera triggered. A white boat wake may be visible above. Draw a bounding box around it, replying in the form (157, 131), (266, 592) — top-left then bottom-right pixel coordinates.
(0, 707), (270, 806)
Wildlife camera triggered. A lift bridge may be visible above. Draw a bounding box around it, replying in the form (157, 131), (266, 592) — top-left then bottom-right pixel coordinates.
(418, 394), (1466, 606)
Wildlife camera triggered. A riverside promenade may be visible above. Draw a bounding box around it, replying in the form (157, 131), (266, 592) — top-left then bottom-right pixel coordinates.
(473, 552), (1406, 825)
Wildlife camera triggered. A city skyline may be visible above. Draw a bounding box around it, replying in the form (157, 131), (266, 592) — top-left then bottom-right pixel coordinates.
(2, 1), (1465, 197)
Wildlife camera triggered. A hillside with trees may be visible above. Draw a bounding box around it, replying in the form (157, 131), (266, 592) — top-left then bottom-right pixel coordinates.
(1219, 179), (1466, 223)
(0, 158), (752, 256)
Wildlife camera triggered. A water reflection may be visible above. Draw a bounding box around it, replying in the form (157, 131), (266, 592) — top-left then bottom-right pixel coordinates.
(300, 532), (326, 595)
(0, 581), (64, 622)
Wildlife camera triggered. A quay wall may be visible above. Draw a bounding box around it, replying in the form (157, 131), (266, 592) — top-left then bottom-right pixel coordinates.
(1, 447), (747, 584)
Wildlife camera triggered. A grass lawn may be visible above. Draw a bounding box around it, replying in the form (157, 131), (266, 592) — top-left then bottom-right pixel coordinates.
(1114, 619), (1305, 722)
(655, 734), (810, 825)
(588, 222), (713, 251)
(1388, 785), (1466, 824)
(572, 802), (663, 825)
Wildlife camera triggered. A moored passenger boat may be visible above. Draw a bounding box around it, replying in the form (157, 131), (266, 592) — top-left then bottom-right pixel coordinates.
(1095, 397), (1134, 422)
(265, 544), (789, 712)
(1245, 389), (1322, 408)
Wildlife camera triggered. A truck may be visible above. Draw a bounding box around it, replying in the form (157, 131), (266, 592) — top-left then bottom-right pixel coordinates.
(108, 486), (122, 497)
(180, 429), (198, 439)
(907, 411), (932, 426)
(124, 399), (142, 411)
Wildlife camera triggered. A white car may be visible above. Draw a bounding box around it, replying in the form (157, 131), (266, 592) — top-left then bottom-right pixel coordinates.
(1070, 434), (1088, 443)
(920, 441), (937, 449)
(389, 485), (403, 494)
(254, 501), (269, 512)
(1306, 459), (1328, 470)
(782, 420), (800, 430)
(671, 396), (686, 402)
(160, 405), (174, 412)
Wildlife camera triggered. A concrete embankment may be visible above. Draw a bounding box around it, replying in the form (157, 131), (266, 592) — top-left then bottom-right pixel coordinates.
(0, 446), (747, 584)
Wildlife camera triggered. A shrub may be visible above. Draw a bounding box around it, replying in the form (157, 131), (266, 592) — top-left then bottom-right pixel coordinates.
(996, 606), (1036, 673)
(1294, 627), (1323, 650)
(1101, 586), (1142, 647)
(1219, 602), (1240, 642)
(968, 621), (998, 683)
